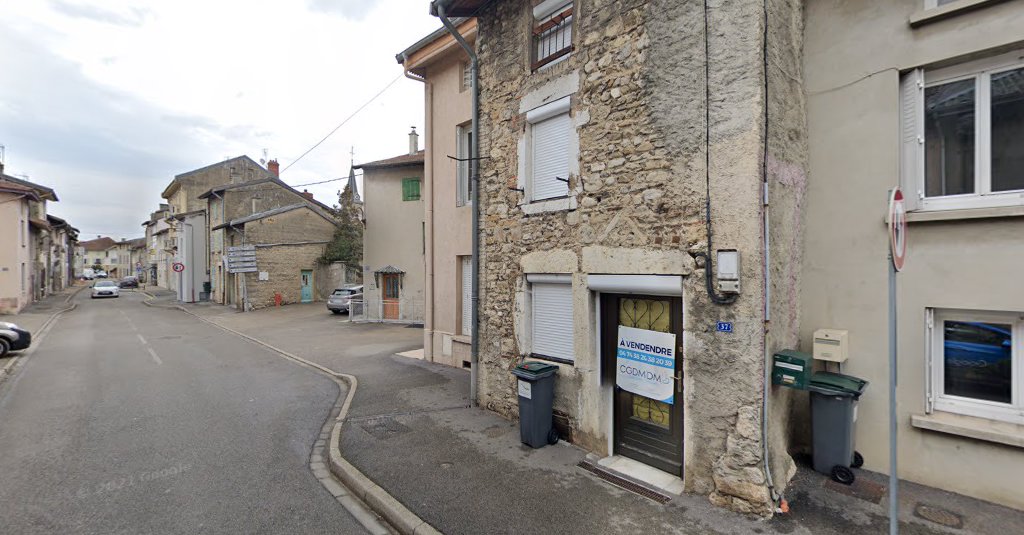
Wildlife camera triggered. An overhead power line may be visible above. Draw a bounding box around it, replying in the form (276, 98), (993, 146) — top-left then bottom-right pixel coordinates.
(292, 173), (363, 188)
(281, 73), (404, 175)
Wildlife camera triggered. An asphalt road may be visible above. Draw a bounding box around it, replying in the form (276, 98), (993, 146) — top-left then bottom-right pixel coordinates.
(0, 290), (367, 534)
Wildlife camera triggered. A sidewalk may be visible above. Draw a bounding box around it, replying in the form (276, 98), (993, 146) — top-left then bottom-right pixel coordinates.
(0, 284), (83, 334)
(170, 300), (1024, 534)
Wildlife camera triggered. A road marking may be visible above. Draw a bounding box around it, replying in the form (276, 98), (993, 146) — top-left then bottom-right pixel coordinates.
(146, 347), (163, 365)
(137, 334), (147, 345)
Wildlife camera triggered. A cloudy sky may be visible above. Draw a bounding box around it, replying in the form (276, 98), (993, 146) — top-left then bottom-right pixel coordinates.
(0, 0), (441, 240)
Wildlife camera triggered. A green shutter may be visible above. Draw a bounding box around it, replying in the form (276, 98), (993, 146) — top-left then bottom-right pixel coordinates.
(402, 178), (421, 201)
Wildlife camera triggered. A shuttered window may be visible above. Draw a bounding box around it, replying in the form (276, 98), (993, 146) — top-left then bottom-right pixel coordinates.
(531, 277), (574, 363)
(460, 256), (472, 336)
(530, 110), (571, 201)
(402, 178), (421, 201)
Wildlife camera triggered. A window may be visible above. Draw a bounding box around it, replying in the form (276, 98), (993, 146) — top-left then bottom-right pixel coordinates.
(902, 51), (1024, 211)
(929, 309), (1023, 424)
(461, 62), (472, 92)
(527, 97), (572, 202)
(925, 0), (959, 7)
(532, 0), (574, 71)
(528, 274), (574, 363)
(457, 124), (473, 206)
(460, 256), (472, 336)
(402, 178), (421, 201)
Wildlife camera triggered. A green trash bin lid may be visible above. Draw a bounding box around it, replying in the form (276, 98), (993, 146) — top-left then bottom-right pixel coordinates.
(809, 371), (868, 398)
(512, 361), (558, 379)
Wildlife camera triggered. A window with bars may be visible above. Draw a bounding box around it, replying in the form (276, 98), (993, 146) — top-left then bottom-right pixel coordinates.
(531, 1), (574, 71)
(402, 178), (421, 201)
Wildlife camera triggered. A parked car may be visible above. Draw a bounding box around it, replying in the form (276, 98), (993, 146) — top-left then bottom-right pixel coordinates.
(0, 321), (31, 357)
(95, 270), (108, 278)
(91, 280), (120, 299)
(327, 284), (363, 314)
(118, 276), (139, 289)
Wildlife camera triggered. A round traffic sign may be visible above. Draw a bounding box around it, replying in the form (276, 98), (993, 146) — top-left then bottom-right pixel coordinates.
(172, 262), (185, 273)
(889, 188), (907, 271)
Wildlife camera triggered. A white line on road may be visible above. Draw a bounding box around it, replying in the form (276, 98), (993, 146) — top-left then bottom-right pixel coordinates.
(137, 334), (147, 345)
(146, 347), (163, 365)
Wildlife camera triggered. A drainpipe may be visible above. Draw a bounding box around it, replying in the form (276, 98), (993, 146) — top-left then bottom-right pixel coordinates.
(434, 4), (480, 407)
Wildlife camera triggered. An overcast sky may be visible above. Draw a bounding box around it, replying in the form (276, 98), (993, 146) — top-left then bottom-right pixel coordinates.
(0, 0), (441, 240)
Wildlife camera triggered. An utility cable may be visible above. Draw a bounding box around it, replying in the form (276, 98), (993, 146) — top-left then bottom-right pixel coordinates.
(280, 73), (404, 175)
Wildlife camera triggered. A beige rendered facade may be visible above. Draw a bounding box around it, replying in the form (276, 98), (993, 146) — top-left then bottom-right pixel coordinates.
(357, 149), (426, 323)
(399, 19), (476, 367)
(0, 181), (38, 314)
(803, 0), (1024, 510)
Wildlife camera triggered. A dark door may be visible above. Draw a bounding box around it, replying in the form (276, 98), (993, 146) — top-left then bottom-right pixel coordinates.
(601, 294), (684, 476)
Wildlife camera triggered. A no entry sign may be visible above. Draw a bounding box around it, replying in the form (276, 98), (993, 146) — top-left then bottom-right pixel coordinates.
(889, 188), (907, 271)
(172, 262), (185, 273)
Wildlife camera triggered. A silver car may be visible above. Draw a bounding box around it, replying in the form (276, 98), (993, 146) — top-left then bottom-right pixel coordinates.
(91, 280), (120, 299)
(327, 285), (363, 314)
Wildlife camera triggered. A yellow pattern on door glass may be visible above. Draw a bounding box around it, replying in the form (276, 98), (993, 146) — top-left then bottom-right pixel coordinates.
(619, 298), (672, 428)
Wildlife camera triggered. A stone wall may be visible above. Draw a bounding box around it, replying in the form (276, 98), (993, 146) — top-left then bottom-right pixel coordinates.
(472, 0), (803, 516)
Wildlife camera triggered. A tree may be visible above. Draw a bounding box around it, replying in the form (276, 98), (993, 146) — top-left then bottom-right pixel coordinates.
(319, 184), (363, 265)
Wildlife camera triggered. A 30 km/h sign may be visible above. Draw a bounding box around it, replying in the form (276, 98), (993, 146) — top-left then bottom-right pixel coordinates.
(889, 188), (907, 271)
(172, 262), (185, 273)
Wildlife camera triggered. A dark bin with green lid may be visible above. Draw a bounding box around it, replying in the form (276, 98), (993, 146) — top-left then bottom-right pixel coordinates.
(808, 371), (869, 484)
(512, 361), (559, 448)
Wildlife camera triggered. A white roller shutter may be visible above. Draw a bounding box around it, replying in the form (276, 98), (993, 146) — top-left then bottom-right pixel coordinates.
(461, 256), (472, 336)
(531, 112), (571, 201)
(531, 281), (574, 362)
(900, 68), (924, 211)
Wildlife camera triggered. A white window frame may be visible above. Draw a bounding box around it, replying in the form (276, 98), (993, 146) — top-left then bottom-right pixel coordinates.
(902, 50), (1024, 212)
(460, 256), (472, 336)
(924, 0), (959, 8)
(532, 0), (574, 71)
(456, 124), (473, 207)
(527, 273), (575, 364)
(525, 97), (572, 203)
(927, 308), (1024, 424)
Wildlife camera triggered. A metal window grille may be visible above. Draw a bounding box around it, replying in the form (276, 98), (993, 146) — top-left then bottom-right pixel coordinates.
(532, 5), (574, 71)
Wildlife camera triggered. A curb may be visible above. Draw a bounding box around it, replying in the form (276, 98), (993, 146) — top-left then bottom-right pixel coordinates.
(0, 285), (85, 385)
(143, 294), (440, 535)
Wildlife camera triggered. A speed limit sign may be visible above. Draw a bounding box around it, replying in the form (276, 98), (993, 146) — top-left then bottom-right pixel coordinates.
(888, 188), (907, 271)
(172, 262), (185, 273)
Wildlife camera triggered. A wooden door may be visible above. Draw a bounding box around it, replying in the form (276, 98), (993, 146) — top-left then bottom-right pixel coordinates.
(601, 294), (684, 476)
(382, 273), (400, 320)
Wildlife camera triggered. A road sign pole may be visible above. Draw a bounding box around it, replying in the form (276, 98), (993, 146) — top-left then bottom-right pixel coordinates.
(889, 253), (898, 535)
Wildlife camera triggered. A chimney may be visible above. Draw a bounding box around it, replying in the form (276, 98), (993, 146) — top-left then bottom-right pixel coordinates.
(409, 127), (419, 155)
(268, 159), (280, 176)
(302, 189), (314, 202)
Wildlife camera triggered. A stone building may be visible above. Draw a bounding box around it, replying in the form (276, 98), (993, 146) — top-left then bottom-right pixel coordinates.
(397, 18), (476, 366)
(200, 174), (337, 305)
(432, 0), (806, 516)
(356, 134), (426, 323)
(213, 204), (338, 310)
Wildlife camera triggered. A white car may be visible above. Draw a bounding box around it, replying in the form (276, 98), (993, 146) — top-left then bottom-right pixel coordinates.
(91, 280), (120, 299)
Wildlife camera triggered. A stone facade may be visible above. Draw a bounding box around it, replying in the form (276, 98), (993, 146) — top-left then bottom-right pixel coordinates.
(469, 0), (806, 516)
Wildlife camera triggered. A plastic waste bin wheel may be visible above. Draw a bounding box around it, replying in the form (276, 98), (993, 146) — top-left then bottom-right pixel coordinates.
(831, 465), (855, 485)
(851, 451), (864, 469)
(547, 428), (559, 445)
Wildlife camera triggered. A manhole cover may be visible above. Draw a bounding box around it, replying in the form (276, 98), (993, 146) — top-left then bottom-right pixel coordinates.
(359, 417), (411, 440)
(824, 476), (885, 504)
(914, 503), (963, 529)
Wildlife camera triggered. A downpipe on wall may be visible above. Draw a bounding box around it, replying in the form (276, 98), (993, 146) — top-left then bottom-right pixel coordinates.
(435, 4), (480, 407)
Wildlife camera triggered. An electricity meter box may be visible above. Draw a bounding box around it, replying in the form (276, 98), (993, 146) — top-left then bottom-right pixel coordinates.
(772, 349), (812, 390)
(813, 329), (849, 363)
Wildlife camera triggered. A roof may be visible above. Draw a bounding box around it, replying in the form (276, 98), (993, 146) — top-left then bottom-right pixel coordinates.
(128, 237), (147, 248)
(0, 174), (57, 201)
(28, 218), (51, 230)
(198, 176), (338, 214)
(395, 18), (469, 64)
(81, 237), (117, 251)
(169, 208), (207, 221)
(429, 0), (487, 17)
(211, 203), (338, 231)
(375, 265), (405, 274)
(0, 180), (42, 202)
(353, 150), (425, 171)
